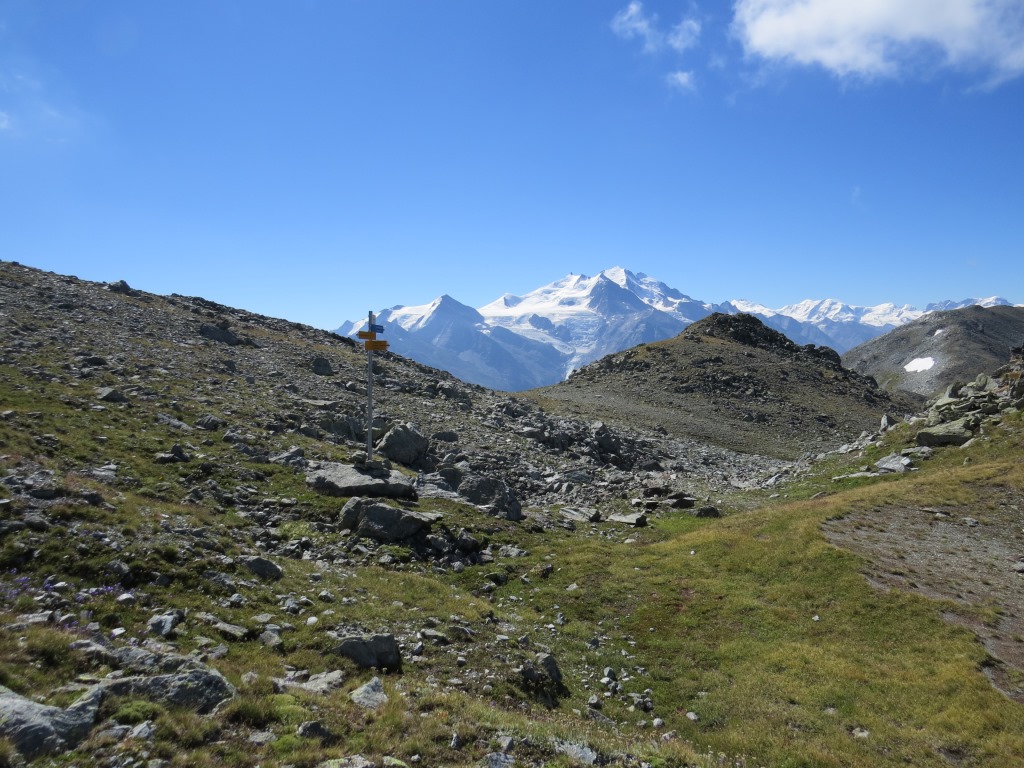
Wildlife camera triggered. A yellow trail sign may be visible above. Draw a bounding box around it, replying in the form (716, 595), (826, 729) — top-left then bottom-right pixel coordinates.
(357, 330), (376, 340)
(364, 340), (389, 351)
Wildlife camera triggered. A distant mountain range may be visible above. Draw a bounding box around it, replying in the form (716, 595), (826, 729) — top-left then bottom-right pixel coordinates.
(842, 304), (1024, 399)
(336, 267), (1013, 391)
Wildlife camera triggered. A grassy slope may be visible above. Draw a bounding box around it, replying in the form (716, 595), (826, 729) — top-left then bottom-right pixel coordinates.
(2, 302), (1023, 766)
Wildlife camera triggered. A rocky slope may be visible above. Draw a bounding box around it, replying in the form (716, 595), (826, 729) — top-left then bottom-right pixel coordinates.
(527, 313), (921, 461)
(2, 262), (1024, 765)
(3, 261), (820, 766)
(843, 304), (1024, 398)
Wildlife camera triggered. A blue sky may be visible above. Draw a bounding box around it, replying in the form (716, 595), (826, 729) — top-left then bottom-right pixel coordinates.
(1, 1), (1022, 329)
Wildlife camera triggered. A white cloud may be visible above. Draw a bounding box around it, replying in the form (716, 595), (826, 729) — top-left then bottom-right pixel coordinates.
(612, 2), (702, 54)
(669, 18), (702, 52)
(612, 2), (661, 52)
(0, 111), (10, 130)
(667, 70), (697, 90)
(733, 0), (1024, 82)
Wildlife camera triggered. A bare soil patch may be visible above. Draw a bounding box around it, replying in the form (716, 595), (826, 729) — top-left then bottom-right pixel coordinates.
(823, 489), (1024, 701)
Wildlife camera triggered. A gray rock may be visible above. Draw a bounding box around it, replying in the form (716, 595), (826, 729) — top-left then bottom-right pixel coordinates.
(147, 611), (184, 638)
(270, 446), (306, 467)
(535, 652), (562, 685)
(608, 512), (647, 527)
(316, 756), (376, 768)
(916, 418), (976, 447)
(195, 414), (226, 431)
(101, 665), (236, 714)
(350, 677), (388, 710)
(220, 621), (252, 641)
(310, 356), (334, 376)
(376, 422), (429, 467)
(259, 629), (284, 652)
(332, 634), (402, 672)
(277, 670), (346, 695)
(240, 556), (284, 581)
(0, 684), (103, 759)
(484, 753), (516, 768)
(458, 473), (522, 520)
(691, 505), (721, 518)
(560, 507), (601, 523)
(200, 323), (240, 346)
(157, 412), (193, 432)
(340, 498), (441, 543)
(106, 279), (136, 295)
(306, 462), (417, 501)
(95, 387), (128, 403)
(297, 720), (332, 740)
(553, 740), (598, 765)
(875, 453), (912, 473)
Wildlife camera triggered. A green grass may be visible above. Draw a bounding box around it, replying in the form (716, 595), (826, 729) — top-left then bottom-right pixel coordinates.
(3, 331), (1024, 766)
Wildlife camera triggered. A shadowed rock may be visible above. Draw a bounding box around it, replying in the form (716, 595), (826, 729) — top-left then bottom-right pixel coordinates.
(331, 634), (402, 672)
(340, 497), (441, 542)
(0, 685), (103, 760)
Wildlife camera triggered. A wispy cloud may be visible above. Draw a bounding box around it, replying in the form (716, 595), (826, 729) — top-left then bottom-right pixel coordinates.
(612, 2), (703, 92)
(667, 70), (697, 90)
(0, 67), (92, 143)
(612, 2), (702, 54)
(612, 2), (661, 52)
(733, 0), (1024, 84)
(668, 18), (702, 53)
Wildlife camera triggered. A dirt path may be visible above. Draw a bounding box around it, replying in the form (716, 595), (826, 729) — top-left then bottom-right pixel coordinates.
(823, 490), (1024, 702)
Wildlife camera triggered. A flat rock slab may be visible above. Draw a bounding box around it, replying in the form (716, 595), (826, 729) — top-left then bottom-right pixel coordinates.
(306, 462), (417, 501)
(608, 512), (647, 527)
(916, 419), (975, 447)
(560, 507), (602, 523)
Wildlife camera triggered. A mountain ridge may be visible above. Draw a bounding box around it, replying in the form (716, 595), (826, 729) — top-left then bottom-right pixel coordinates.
(338, 267), (1014, 391)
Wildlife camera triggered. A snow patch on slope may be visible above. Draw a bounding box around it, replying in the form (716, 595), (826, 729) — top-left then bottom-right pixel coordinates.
(904, 357), (936, 373)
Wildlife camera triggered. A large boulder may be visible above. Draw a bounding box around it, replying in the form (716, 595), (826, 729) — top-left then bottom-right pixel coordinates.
(306, 462), (417, 501)
(458, 473), (522, 521)
(101, 666), (236, 714)
(916, 418), (976, 447)
(199, 323), (241, 346)
(376, 423), (429, 467)
(340, 498), (441, 542)
(0, 685), (103, 760)
(331, 634), (402, 672)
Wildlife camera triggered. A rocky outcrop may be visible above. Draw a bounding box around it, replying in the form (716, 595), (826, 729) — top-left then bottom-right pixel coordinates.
(306, 461), (417, 501)
(331, 634), (402, 672)
(914, 355), (1024, 447)
(340, 497), (442, 542)
(0, 642), (235, 761)
(0, 685), (103, 760)
(456, 473), (523, 520)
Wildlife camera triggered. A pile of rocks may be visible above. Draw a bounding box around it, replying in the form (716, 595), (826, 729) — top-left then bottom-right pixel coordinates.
(914, 347), (1024, 447)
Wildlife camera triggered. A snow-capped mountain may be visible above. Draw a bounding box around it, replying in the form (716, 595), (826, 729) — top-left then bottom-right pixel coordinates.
(720, 298), (926, 351)
(336, 268), (1012, 392)
(924, 297), (1011, 312)
(478, 268), (717, 377)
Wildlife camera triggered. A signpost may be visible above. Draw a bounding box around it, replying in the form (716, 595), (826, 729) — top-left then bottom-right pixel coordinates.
(361, 311), (388, 460)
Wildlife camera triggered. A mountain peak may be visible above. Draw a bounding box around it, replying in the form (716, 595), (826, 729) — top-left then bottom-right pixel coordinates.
(338, 272), (1014, 391)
